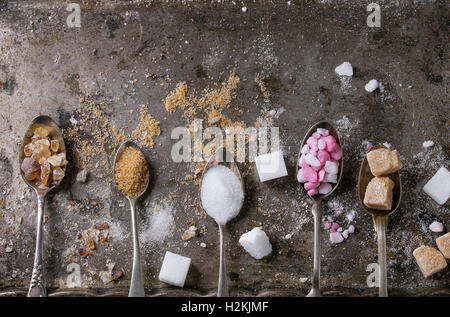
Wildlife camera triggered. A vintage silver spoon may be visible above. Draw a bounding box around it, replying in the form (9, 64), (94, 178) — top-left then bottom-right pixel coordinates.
(113, 141), (149, 297)
(200, 147), (244, 297)
(19, 115), (67, 297)
(357, 144), (402, 297)
(295, 121), (343, 297)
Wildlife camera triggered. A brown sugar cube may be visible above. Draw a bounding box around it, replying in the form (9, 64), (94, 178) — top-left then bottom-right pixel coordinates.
(436, 233), (450, 259)
(413, 246), (447, 278)
(363, 176), (395, 210)
(366, 148), (403, 176)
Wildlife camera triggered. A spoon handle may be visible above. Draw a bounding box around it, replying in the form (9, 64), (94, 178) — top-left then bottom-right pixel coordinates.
(307, 201), (322, 297)
(28, 194), (47, 297)
(374, 215), (388, 297)
(128, 199), (145, 297)
(217, 223), (229, 297)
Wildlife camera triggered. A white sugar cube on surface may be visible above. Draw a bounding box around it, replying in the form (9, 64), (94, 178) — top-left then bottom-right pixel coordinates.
(254, 150), (288, 182)
(365, 79), (379, 92)
(335, 62), (353, 77)
(423, 167), (450, 205)
(158, 251), (191, 287)
(239, 227), (272, 259)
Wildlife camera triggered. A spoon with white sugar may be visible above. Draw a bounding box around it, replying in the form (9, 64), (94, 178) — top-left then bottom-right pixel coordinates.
(200, 147), (244, 297)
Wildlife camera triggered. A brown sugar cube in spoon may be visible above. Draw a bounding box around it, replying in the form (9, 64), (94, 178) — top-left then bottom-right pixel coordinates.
(436, 233), (450, 259)
(366, 148), (403, 176)
(363, 176), (395, 210)
(413, 246), (447, 278)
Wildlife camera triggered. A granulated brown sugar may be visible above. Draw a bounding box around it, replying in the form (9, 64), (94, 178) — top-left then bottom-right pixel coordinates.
(164, 82), (189, 114)
(133, 105), (161, 148)
(163, 72), (246, 184)
(115, 146), (149, 197)
(163, 72), (241, 122)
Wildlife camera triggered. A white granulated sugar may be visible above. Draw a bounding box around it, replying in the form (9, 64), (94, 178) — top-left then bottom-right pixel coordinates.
(201, 165), (244, 224)
(335, 115), (359, 137)
(140, 203), (174, 246)
(335, 62), (353, 77)
(422, 140), (434, 148)
(365, 79), (379, 92)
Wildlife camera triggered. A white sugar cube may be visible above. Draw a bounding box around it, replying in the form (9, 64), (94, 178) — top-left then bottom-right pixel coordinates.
(239, 227), (272, 259)
(335, 62), (353, 77)
(365, 79), (379, 92)
(297, 169), (306, 183)
(301, 144), (309, 154)
(158, 251), (191, 287)
(318, 182), (332, 195)
(316, 128), (329, 136)
(318, 138), (326, 150)
(324, 172), (337, 183)
(305, 153), (321, 167)
(324, 160), (339, 174)
(423, 167), (450, 205)
(254, 150), (288, 182)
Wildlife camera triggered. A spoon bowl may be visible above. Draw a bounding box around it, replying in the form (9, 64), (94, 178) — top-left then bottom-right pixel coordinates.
(20, 115), (66, 297)
(200, 146), (244, 296)
(357, 144), (402, 297)
(20, 115), (67, 195)
(113, 141), (149, 297)
(113, 141), (150, 200)
(295, 121), (343, 297)
(296, 121), (344, 201)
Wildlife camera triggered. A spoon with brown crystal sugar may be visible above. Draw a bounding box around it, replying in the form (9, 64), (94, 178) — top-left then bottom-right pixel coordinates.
(358, 144), (402, 297)
(114, 141), (150, 297)
(20, 115), (67, 297)
(296, 121), (344, 297)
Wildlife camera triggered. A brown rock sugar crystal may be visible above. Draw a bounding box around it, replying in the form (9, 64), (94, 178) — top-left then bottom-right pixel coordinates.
(115, 147), (149, 197)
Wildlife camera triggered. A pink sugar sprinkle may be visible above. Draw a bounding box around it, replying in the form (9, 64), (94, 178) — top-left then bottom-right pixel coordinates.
(331, 222), (339, 230)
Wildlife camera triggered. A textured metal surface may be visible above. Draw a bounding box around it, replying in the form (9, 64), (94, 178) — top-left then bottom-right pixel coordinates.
(0, 1), (449, 296)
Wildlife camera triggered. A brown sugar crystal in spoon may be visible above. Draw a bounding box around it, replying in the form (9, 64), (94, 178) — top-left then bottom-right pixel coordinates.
(20, 115), (67, 297)
(295, 121), (344, 297)
(114, 141), (150, 297)
(357, 144), (402, 297)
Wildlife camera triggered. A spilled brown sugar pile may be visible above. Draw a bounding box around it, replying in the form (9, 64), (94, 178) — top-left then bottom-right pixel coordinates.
(115, 146), (149, 197)
(132, 105), (161, 148)
(163, 72), (244, 130)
